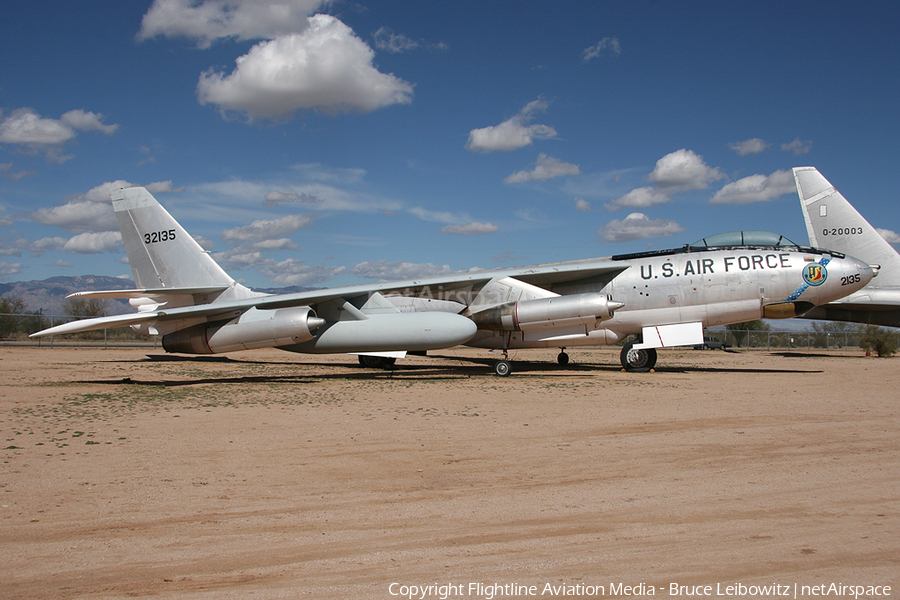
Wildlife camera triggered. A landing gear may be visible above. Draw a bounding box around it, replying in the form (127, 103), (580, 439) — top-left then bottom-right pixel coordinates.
(557, 350), (569, 366)
(493, 359), (512, 377)
(620, 341), (657, 372)
(490, 336), (514, 377)
(357, 355), (396, 369)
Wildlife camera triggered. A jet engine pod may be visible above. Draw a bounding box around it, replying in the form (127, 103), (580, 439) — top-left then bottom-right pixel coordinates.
(163, 306), (325, 354)
(470, 293), (624, 332)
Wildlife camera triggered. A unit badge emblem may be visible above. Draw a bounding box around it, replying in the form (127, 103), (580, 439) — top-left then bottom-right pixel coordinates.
(802, 263), (827, 286)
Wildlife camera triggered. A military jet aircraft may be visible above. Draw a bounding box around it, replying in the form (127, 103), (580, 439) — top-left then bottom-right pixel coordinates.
(794, 167), (900, 327)
(31, 186), (875, 375)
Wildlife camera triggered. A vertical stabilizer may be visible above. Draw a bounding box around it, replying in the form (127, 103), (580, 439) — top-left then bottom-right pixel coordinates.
(794, 167), (900, 287)
(112, 187), (235, 289)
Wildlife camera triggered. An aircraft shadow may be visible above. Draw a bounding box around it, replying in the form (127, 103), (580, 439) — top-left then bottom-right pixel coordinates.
(81, 352), (821, 387)
(428, 353), (821, 375)
(767, 351), (867, 359)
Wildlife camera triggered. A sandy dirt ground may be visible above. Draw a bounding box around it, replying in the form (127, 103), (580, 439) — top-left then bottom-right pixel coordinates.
(1, 345), (898, 600)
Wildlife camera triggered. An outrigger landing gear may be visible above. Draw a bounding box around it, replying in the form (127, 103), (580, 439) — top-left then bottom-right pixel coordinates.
(493, 359), (512, 376)
(493, 342), (512, 377)
(620, 341), (657, 372)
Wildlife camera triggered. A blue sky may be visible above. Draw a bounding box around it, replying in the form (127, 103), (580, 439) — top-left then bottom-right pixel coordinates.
(2, 0), (899, 289)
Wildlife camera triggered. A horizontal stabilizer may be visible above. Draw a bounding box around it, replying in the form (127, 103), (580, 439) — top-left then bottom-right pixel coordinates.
(31, 312), (165, 337)
(29, 295), (270, 338)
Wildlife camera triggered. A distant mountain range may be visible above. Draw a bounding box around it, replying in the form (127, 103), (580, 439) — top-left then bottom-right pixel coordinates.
(0, 276), (315, 317)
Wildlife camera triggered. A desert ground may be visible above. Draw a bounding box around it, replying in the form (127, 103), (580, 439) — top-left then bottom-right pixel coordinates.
(1, 345), (897, 600)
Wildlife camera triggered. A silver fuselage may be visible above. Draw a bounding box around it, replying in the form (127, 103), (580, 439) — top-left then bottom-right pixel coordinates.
(466, 244), (872, 349)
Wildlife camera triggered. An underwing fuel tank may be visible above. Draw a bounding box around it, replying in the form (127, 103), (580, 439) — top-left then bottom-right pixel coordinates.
(284, 311), (478, 354)
(469, 293), (624, 332)
(163, 306), (325, 354)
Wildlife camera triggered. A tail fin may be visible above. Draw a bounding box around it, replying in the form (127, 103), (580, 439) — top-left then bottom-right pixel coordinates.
(112, 187), (234, 289)
(794, 167), (900, 287)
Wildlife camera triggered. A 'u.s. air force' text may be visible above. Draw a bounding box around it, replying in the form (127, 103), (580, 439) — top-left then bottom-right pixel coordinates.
(640, 254), (792, 280)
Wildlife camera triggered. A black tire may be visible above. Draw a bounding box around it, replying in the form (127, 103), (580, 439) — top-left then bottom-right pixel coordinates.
(557, 351), (570, 366)
(620, 342), (657, 372)
(358, 355), (396, 369)
(494, 360), (512, 377)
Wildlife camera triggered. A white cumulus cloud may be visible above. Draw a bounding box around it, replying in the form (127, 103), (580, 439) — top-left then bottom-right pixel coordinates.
(466, 100), (557, 153)
(261, 259), (345, 286)
(597, 212), (685, 242)
(29, 180), (177, 233)
(574, 197), (592, 212)
(197, 14), (414, 119)
(30, 201), (118, 233)
(877, 228), (900, 244)
(222, 213), (312, 241)
(728, 138), (769, 156)
(648, 149), (725, 191)
(604, 186), (671, 211)
(62, 231), (123, 254)
(137, 0), (323, 47)
(250, 238), (298, 250)
(504, 153), (580, 184)
(710, 170), (796, 204)
(28, 237), (68, 257)
(0, 108), (119, 162)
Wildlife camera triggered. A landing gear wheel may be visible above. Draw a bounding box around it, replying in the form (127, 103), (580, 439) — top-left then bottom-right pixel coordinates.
(358, 355), (396, 369)
(620, 342), (657, 372)
(557, 351), (570, 366)
(493, 360), (512, 377)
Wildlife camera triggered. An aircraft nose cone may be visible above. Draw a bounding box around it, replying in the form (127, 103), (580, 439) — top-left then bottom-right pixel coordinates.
(825, 255), (875, 301)
(853, 257), (876, 286)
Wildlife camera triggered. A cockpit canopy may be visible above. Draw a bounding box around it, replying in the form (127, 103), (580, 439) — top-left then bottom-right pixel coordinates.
(689, 231), (798, 249)
(611, 230), (841, 262)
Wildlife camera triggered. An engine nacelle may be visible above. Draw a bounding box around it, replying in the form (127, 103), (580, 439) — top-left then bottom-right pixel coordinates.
(470, 293), (624, 332)
(162, 306), (325, 354)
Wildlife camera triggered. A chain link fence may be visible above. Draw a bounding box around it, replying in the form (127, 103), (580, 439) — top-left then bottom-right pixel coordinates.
(702, 329), (899, 351)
